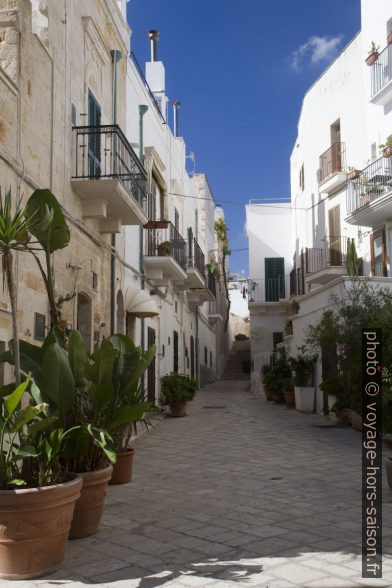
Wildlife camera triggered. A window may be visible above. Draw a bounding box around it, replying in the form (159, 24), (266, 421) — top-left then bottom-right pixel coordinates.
(370, 228), (387, 277)
(88, 90), (101, 178)
(93, 272), (98, 290)
(299, 164), (305, 191)
(34, 313), (46, 341)
(210, 351), (212, 368)
(273, 332), (284, 350)
(71, 102), (77, 126)
(162, 345), (165, 357)
(204, 346), (208, 366)
(265, 257), (285, 301)
(174, 208), (179, 232)
(173, 331), (179, 373)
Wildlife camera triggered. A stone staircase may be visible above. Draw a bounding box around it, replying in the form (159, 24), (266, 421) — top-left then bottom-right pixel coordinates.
(221, 339), (251, 381)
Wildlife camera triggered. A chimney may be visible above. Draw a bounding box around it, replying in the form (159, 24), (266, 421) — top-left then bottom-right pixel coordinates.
(173, 100), (180, 137)
(148, 30), (160, 62)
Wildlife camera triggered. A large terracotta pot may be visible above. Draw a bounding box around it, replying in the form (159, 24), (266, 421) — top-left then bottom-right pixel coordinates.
(386, 458), (392, 491)
(0, 476), (82, 580)
(110, 449), (135, 485)
(69, 465), (113, 539)
(284, 389), (295, 408)
(366, 51), (379, 66)
(169, 402), (187, 417)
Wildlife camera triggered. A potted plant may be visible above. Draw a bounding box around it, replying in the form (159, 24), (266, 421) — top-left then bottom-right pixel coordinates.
(157, 240), (172, 256)
(161, 372), (198, 417)
(379, 135), (392, 159)
(0, 378), (82, 579)
(290, 348), (318, 413)
(100, 334), (158, 485)
(283, 377), (295, 408)
(366, 42), (380, 66)
(347, 167), (361, 181)
(261, 364), (274, 401)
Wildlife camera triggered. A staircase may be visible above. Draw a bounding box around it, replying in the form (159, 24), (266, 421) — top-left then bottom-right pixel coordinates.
(221, 339), (251, 381)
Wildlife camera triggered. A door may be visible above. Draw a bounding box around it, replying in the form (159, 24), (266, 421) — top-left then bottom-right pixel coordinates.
(173, 330), (179, 373)
(370, 228), (387, 277)
(265, 257), (285, 301)
(190, 335), (195, 379)
(88, 90), (101, 178)
(147, 327), (156, 403)
(187, 227), (193, 266)
(328, 205), (342, 266)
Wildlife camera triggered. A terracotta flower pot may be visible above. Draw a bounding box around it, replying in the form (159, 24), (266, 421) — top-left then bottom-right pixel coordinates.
(0, 476), (82, 580)
(386, 458), (392, 491)
(284, 389), (295, 408)
(348, 169), (361, 180)
(350, 411), (363, 431)
(69, 465), (113, 539)
(169, 402), (187, 417)
(366, 51), (379, 66)
(110, 449), (135, 485)
(272, 392), (285, 404)
(383, 146), (392, 158)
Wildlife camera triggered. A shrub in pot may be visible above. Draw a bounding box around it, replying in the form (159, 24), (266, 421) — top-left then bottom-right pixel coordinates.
(0, 378), (82, 579)
(283, 377), (295, 408)
(271, 349), (292, 404)
(261, 364), (274, 401)
(365, 42), (379, 66)
(161, 372), (198, 417)
(99, 334), (158, 485)
(290, 349), (318, 413)
(380, 135), (392, 159)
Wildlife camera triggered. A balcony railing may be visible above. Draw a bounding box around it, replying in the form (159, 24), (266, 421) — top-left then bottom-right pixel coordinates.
(73, 125), (148, 212)
(303, 237), (348, 274)
(144, 221), (187, 270)
(290, 268), (304, 297)
(319, 142), (346, 183)
(188, 238), (205, 277)
(371, 44), (392, 98)
(207, 272), (217, 297)
(347, 155), (392, 214)
(248, 276), (289, 303)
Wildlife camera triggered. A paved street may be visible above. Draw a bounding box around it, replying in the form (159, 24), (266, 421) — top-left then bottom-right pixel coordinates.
(16, 381), (392, 587)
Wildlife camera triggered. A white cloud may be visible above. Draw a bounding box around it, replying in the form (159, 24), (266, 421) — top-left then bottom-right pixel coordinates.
(291, 35), (343, 72)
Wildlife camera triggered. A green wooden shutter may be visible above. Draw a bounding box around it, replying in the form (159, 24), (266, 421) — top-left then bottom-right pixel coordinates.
(88, 90), (101, 178)
(265, 258), (285, 301)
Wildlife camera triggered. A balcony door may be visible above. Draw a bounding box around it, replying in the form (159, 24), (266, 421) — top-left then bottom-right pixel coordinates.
(370, 228), (387, 277)
(147, 327), (156, 403)
(88, 90), (101, 178)
(173, 330), (179, 373)
(265, 257), (284, 302)
(190, 335), (195, 379)
(328, 205), (342, 266)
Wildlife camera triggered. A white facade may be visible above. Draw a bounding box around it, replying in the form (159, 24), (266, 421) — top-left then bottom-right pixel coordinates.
(248, 0), (392, 409)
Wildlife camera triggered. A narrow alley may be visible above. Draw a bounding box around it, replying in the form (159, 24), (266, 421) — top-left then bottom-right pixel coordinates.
(19, 382), (392, 588)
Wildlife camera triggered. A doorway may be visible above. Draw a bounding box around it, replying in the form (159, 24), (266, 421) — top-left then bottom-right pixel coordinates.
(147, 327), (156, 403)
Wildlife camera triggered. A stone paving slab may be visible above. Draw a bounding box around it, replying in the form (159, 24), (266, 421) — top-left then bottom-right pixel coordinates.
(23, 380), (392, 587)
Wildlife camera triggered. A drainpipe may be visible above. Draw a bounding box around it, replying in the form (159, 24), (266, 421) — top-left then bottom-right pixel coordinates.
(172, 100), (180, 138)
(110, 49), (122, 335)
(139, 105), (148, 357)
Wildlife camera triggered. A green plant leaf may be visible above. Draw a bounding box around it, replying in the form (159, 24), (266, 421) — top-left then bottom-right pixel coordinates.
(14, 446), (40, 459)
(4, 379), (29, 417)
(10, 404), (47, 433)
(111, 402), (154, 427)
(9, 479), (27, 487)
(26, 189), (70, 253)
(28, 415), (58, 438)
(68, 330), (87, 387)
(41, 342), (76, 418)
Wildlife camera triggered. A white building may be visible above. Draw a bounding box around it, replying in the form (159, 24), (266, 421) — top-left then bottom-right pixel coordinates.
(248, 0), (392, 409)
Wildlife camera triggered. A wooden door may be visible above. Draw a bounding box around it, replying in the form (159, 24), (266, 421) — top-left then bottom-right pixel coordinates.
(328, 205), (342, 266)
(147, 327), (156, 403)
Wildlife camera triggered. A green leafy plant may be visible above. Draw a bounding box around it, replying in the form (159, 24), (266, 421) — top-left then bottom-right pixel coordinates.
(161, 372), (198, 404)
(289, 347), (318, 387)
(368, 41), (380, 54)
(234, 333), (249, 341)
(0, 377), (74, 490)
(0, 190), (36, 384)
(379, 135), (392, 151)
(25, 189), (71, 328)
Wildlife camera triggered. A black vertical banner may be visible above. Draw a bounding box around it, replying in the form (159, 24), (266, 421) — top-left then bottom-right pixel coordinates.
(362, 329), (382, 579)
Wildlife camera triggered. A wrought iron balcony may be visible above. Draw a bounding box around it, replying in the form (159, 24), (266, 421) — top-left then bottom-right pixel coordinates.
(188, 238), (205, 276)
(370, 44), (392, 105)
(346, 155), (392, 226)
(143, 220), (187, 285)
(290, 267), (304, 297)
(304, 236), (348, 274)
(72, 125), (149, 230)
(319, 142), (346, 186)
(248, 276), (290, 304)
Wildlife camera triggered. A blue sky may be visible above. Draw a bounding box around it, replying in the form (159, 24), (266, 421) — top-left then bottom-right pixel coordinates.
(127, 0), (360, 275)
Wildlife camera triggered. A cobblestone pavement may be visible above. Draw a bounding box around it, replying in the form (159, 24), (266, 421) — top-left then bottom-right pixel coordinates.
(11, 381), (392, 587)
